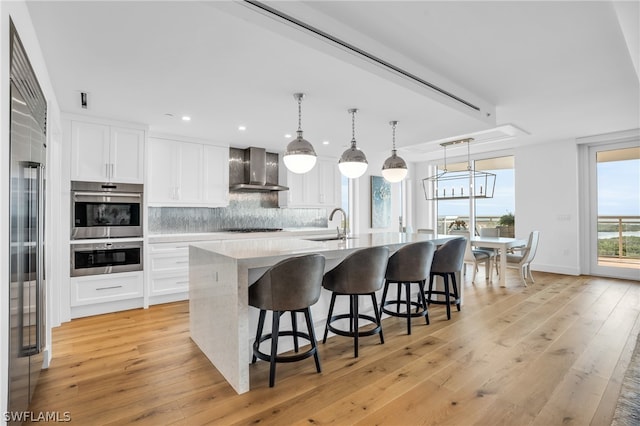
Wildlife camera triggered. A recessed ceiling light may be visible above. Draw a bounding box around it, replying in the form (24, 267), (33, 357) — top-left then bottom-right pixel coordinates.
(323, 140), (330, 145)
(284, 133), (292, 138)
(238, 125), (246, 131)
(182, 116), (191, 121)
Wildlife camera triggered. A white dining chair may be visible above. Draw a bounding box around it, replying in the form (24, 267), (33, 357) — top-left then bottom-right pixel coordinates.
(479, 227), (500, 275)
(498, 230), (540, 286)
(453, 231), (494, 283)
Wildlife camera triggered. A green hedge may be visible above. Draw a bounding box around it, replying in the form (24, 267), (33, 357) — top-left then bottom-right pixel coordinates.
(598, 236), (640, 258)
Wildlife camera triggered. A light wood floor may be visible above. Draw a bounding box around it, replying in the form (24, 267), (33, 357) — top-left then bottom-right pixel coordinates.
(28, 271), (640, 425)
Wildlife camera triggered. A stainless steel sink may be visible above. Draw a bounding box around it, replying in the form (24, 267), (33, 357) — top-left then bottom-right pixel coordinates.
(304, 236), (357, 242)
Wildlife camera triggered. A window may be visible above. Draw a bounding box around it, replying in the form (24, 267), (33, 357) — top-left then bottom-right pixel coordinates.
(436, 156), (515, 235)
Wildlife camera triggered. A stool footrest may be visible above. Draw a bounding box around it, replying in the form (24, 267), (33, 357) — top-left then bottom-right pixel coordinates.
(425, 290), (460, 306)
(381, 300), (428, 318)
(253, 330), (317, 364)
(326, 313), (382, 338)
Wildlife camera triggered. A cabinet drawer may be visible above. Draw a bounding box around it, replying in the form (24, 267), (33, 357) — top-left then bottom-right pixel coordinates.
(148, 243), (190, 254)
(151, 272), (189, 295)
(150, 254), (189, 272)
(71, 272), (143, 306)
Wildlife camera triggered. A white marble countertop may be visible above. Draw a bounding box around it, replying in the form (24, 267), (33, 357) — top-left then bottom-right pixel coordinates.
(191, 232), (455, 261)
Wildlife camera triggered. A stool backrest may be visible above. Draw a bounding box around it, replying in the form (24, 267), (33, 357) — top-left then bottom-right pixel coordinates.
(385, 241), (436, 282)
(249, 254), (326, 311)
(430, 237), (466, 274)
(322, 246), (390, 294)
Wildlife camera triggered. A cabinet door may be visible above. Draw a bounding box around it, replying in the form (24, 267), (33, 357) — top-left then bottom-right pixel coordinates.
(71, 121), (110, 182)
(284, 170), (307, 206)
(203, 144), (229, 206)
(111, 127), (144, 183)
(283, 157), (339, 207)
(318, 158), (339, 207)
(176, 142), (203, 203)
(147, 138), (179, 203)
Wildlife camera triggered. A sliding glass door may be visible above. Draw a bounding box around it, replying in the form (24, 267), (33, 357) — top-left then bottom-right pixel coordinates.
(588, 142), (640, 279)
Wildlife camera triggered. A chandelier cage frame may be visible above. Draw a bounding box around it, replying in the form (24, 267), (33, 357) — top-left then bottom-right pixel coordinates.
(422, 138), (497, 200)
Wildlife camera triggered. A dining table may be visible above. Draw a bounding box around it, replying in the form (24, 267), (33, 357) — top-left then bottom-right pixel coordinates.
(468, 235), (527, 287)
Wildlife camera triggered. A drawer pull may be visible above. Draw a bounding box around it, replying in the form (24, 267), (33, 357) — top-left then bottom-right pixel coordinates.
(176, 260), (189, 264)
(176, 281), (189, 285)
(96, 285), (123, 291)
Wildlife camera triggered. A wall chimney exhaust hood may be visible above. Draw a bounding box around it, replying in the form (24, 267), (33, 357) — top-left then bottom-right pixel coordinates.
(229, 147), (289, 192)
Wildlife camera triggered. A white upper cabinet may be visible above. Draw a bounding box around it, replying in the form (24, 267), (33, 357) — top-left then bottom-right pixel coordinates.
(71, 120), (144, 183)
(281, 157), (340, 208)
(147, 136), (228, 207)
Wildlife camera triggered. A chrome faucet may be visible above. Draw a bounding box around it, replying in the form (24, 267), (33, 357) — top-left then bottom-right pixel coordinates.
(329, 207), (348, 240)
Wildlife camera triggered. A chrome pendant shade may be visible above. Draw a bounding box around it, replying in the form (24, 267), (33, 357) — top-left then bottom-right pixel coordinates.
(382, 120), (408, 183)
(283, 93), (317, 174)
(338, 108), (368, 179)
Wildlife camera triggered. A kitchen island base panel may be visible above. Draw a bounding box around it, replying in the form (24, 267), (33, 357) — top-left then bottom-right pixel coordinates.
(189, 247), (250, 394)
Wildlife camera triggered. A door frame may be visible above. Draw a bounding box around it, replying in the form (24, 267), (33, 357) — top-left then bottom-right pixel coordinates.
(578, 129), (640, 280)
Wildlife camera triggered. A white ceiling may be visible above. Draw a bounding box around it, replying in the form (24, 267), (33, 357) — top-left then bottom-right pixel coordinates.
(26, 1), (639, 162)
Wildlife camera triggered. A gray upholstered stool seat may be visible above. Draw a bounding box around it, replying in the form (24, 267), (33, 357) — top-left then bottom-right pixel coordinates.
(379, 241), (436, 335)
(249, 253), (326, 387)
(426, 237), (466, 320)
(322, 246), (390, 358)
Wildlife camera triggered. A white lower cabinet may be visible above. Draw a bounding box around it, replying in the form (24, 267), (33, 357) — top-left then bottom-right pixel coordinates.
(70, 271), (144, 318)
(148, 242), (199, 304)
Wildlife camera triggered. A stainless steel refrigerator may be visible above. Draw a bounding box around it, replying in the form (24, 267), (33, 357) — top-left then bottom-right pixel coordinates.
(8, 20), (47, 420)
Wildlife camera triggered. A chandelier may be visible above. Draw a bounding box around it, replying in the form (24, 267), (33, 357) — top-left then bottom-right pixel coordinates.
(422, 138), (496, 200)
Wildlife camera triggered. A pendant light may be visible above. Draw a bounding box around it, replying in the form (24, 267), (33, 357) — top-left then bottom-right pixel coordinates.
(283, 93), (317, 174)
(382, 120), (408, 182)
(338, 108), (368, 179)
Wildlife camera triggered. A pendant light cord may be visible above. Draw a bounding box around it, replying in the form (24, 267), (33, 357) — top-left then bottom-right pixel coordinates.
(392, 122), (397, 151)
(351, 110), (356, 143)
(297, 96), (302, 132)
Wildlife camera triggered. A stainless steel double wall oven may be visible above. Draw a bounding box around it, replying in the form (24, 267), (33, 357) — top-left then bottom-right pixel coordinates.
(70, 181), (143, 277)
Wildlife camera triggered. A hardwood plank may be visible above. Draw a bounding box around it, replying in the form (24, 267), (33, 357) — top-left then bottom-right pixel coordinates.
(24, 272), (640, 426)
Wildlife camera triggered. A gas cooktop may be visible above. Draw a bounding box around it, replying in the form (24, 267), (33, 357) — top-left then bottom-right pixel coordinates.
(223, 228), (283, 233)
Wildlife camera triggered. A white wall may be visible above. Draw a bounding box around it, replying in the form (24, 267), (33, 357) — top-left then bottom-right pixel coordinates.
(514, 139), (580, 275)
(1, 2), (61, 423)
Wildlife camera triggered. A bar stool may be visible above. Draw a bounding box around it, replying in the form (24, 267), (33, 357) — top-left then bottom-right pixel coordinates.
(379, 241), (436, 335)
(322, 246), (390, 358)
(425, 237), (466, 320)
(250, 254), (326, 387)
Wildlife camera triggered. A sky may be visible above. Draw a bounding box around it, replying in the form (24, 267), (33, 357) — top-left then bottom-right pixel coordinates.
(597, 159), (640, 216)
(437, 169), (515, 218)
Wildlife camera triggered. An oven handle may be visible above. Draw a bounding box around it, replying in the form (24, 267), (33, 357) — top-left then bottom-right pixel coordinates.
(73, 191), (142, 199)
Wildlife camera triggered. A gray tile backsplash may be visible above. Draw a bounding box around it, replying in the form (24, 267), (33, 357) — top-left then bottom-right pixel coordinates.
(148, 192), (328, 234)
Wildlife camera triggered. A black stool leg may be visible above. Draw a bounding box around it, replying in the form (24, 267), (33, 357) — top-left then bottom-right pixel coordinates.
(443, 275), (451, 320)
(352, 295), (359, 358)
(418, 280), (429, 325)
(371, 293), (384, 344)
(404, 282), (412, 335)
(269, 310), (280, 387)
(427, 275), (435, 304)
(291, 311), (299, 352)
(304, 307), (321, 373)
(379, 280), (389, 317)
(252, 309), (266, 364)
(323, 292), (337, 344)
(451, 273), (461, 312)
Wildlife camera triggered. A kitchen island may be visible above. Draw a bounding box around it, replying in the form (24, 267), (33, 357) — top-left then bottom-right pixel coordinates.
(189, 232), (455, 394)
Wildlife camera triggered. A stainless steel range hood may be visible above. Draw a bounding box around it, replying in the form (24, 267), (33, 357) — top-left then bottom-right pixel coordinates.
(229, 147), (289, 192)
